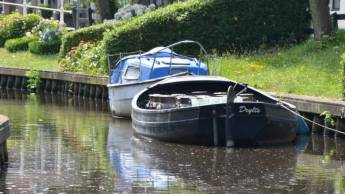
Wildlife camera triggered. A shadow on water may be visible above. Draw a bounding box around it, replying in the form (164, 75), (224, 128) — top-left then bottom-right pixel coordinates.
(1, 90), (345, 193)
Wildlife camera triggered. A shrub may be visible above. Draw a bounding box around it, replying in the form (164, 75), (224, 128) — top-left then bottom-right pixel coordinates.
(0, 13), (42, 47)
(29, 40), (61, 54)
(40, 28), (62, 42)
(104, 0), (310, 56)
(31, 19), (60, 37)
(4, 36), (35, 52)
(59, 22), (120, 58)
(59, 41), (107, 74)
(29, 27), (62, 54)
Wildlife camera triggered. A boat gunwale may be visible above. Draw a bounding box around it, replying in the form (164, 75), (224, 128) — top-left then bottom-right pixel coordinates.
(107, 72), (190, 88)
(131, 76), (296, 114)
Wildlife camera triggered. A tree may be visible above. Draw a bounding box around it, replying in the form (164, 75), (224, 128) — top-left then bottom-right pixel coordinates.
(309, 0), (333, 40)
(95, 0), (118, 20)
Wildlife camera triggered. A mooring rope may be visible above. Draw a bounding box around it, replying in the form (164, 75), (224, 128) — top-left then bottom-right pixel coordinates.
(278, 102), (345, 135)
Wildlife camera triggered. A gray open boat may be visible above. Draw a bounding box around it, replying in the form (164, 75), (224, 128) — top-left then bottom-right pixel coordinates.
(131, 76), (309, 147)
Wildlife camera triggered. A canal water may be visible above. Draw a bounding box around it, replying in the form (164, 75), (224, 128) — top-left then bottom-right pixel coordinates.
(0, 91), (345, 193)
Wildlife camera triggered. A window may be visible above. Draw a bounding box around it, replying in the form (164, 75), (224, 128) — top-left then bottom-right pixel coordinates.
(331, 0), (340, 11)
(123, 66), (140, 80)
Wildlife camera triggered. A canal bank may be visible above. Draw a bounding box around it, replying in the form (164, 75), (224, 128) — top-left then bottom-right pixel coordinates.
(0, 66), (345, 135)
(0, 67), (108, 100)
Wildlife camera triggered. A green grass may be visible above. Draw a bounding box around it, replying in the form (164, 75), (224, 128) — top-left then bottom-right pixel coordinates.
(211, 31), (345, 99)
(0, 48), (59, 71)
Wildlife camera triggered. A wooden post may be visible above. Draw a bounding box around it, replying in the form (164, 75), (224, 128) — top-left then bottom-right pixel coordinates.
(89, 85), (95, 99)
(6, 76), (14, 89)
(95, 86), (102, 99)
(73, 82), (79, 96)
(335, 118), (345, 138)
(45, 79), (51, 93)
(312, 115), (323, 134)
(78, 83), (84, 96)
(14, 77), (21, 89)
(0, 76), (7, 89)
(83, 84), (89, 98)
(21, 77), (27, 90)
(51, 80), (57, 93)
(63, 81), (69, 95)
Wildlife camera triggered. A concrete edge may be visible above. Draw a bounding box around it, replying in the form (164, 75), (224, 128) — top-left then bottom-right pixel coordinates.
(0, 66), (109, 86)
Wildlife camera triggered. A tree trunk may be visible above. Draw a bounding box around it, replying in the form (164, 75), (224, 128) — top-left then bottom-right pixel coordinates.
(95, 0), (113, 20)
(309, 0), (333, 40)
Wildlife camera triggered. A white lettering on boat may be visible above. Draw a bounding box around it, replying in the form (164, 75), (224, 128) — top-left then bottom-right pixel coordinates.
(239, 106), (261, 115)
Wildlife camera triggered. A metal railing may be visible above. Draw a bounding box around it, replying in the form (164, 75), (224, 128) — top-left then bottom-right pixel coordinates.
(0, 0), (72, 25)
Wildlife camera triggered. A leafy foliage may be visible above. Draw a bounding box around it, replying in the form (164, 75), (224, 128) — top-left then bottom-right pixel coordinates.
(3, 19), (61, 53)
(104, 0), (311, 56)
(29, 26), (63, 55)
(321, 111), (335, 127)
(59, 22), (119, 58)
(4, 36), (35, 52)
(59, 41), (106, 74)
(26, 69), (41, 92)
(31, 19), (60, 37)
(0, 13), (42, 47)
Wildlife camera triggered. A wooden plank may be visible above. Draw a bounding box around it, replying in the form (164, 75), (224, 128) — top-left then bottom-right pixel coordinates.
(275, 93), (345, 117)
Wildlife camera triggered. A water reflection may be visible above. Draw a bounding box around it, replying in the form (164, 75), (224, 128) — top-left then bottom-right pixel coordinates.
(1, 92), (345, 193)
(0, 92), (113, 193)
(107, 120), (192, 193)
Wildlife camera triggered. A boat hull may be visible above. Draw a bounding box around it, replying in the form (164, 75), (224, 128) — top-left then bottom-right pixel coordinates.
(131, 76), (306, 146)
(132, 102), (297, 147)
(108, 80), (160, 118)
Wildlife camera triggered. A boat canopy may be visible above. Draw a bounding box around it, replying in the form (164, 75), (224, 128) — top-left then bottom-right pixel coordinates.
(110, 46), (208, 84)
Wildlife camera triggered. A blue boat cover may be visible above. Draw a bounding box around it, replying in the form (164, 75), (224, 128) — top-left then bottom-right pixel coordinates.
(110, 47), (208, 84)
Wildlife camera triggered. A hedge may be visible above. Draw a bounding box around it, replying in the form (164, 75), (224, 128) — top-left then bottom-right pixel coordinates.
(4, 36), (35, 52)
(59, 22), (120, 58)
(103, 0), (310, 55)
(0, 13), (42, 47)
(29, 40), (61, 55)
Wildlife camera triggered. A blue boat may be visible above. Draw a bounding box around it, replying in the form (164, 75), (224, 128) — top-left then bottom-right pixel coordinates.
(107, 40), (209, 118)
